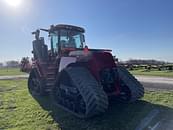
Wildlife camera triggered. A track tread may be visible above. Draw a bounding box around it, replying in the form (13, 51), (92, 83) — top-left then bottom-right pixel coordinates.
(117, 65), (144, 102)
(53, 67), (108, 118)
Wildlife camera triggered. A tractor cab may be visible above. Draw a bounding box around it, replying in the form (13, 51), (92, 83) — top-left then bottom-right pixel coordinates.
(32, 24), (86, 61)
(49, 24), (85, 56)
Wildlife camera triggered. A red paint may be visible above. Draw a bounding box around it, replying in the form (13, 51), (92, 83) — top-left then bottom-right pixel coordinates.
(87, 51), (120, 95)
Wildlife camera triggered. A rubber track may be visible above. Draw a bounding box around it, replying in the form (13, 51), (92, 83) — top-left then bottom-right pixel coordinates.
(117, 66), (144, 102)
(57, 67), (108, 118)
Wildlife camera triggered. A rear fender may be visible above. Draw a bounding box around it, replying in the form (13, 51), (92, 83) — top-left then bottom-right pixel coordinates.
(59, 57), (77, 72)
(87, 52), (120, 95)
(87, 52), (116, 80)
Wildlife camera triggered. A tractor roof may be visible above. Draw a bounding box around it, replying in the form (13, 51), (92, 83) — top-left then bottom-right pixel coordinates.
(50, 24), (85, 33)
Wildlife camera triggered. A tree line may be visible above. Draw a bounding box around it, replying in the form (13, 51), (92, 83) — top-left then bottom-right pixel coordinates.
(0, 60), (20, 68)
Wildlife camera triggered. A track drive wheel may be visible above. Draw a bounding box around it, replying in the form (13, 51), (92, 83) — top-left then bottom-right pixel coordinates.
(28, 69), (46, 96)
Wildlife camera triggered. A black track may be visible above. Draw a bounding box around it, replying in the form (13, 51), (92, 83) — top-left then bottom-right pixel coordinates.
(28, 70), (45, 96)
(52, 67), (108, 118)
(117, 66), (144, 102)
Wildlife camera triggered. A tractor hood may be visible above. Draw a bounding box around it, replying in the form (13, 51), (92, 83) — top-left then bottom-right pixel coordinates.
(69, 49), (112, 57)
(87, 48), (112, 52)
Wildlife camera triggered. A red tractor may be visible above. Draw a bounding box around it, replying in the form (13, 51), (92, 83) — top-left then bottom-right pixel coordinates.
(22, 24), (144, 118)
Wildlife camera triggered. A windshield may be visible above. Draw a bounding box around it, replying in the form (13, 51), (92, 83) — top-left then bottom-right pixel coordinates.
(50, 29), (84, 52)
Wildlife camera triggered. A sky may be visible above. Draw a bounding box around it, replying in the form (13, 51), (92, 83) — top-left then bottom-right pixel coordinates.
(0, 0), (173, 62)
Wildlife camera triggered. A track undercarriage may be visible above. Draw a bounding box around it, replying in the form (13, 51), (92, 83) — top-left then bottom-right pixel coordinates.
(28, 64), (144, 118)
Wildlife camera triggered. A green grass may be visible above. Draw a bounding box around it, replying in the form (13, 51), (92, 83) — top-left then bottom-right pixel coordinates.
(0, 79), (173, 130)
(0, 68), (25, 76)
(130, 69), (173, 78)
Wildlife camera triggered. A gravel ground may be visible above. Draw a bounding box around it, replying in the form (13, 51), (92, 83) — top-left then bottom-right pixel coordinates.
(135, 75), (173, 91)
(0, 75), (28, 80)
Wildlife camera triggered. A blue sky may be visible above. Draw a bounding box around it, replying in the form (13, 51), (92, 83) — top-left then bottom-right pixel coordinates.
(0, 0), (173, 62)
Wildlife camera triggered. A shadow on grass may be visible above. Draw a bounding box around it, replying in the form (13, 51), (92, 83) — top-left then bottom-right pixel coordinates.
(32, 95), (173, 130)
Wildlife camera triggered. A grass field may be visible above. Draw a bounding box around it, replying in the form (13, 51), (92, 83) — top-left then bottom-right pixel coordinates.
(130, 69), (173, 78)
(0, 68), (25, 76)
(0, 79), (173, 130)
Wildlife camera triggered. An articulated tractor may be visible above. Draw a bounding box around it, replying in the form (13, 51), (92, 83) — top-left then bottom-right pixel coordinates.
(21, 24), (144, 118)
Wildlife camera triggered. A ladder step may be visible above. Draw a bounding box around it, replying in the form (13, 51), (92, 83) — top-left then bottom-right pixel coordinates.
(47, 72), (55, 75)
(47, 77), (55, 80)
(46, 82), (55, 86)
(47, 74), (56, 79)
(48, 67), (57, 70)
(48, 62), (56, 65)
(45, 88), (52, 92)
(47, 69), (57, 72)
(46, 79), (55, 83)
